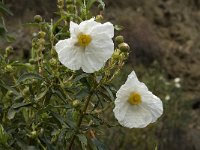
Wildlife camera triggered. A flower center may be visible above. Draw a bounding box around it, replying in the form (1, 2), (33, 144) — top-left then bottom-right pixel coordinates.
(78, 34), (91, 47)
(128, 92), (142, 105)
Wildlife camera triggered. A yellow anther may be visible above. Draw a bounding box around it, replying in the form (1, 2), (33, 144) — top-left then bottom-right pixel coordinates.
(128, 92), (142, 105)
(77, 34), (91, 47)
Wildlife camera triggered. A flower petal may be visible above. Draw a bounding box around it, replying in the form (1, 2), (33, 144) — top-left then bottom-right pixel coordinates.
(91, 22), (114, 38)
(81, 33), (114, 73)
(70, 21), (79, 38)
(55, 39), (83, 71)
(79, 18), (100, 34)
(141, 91), (163, 123)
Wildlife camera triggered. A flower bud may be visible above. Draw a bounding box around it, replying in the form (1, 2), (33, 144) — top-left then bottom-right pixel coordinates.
(38, 31), (46, 38)
(49, 58), (57, 66)
(112, 49), (121, 60)
(29, 58), (35, 64)
(5, 46), (13, 55)
(22, 87), (29, 96)
(98, 4), (104, 11)
(34, 15), (42, 23)
(115, 36), (124, 44)
(72, 100), (81, 108)
(95, 15), (103, 22)
(6, 90), (14, 99)
(118, 43), (130, 52)
(5, 65), (13, 73)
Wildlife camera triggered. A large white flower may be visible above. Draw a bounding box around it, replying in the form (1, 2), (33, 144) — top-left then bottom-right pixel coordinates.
(55, 18), (114, 73)
(113, 71), (163, 128)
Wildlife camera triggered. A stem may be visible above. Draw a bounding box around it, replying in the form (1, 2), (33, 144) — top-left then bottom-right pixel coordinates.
(67, 93), (93, 150)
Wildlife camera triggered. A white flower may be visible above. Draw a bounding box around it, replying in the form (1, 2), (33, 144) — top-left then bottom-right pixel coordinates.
(55, 18), (114, 73)
(113, 71), (163, 128)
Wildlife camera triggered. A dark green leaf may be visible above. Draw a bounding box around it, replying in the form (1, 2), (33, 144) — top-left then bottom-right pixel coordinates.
(0, 2), (13, 16)
(74, 73), (89, 82)
(92, 138), (106, 150)
(17, 73), (43, 83)
(12, 102), (32, 109)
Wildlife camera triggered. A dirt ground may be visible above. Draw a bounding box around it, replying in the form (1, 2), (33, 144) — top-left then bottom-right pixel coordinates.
(1, 0), (200, 149)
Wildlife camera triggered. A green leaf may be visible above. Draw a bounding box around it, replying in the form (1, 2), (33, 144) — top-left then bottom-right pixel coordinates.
(97, 0), (105, 9)
(35, 88), (49, 101)
(102, 85), (115, 101)
(87, 0), (97, 9)
(74, 73), (89, 82)
(12, 102), (32, 109)
(77, 134), (88, 150)
(92, 138), (106, 150)
(0, 2), (13, 16)
(17, 73), (43, 83)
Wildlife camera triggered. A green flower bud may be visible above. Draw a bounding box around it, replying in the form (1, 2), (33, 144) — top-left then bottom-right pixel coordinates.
(95, 15), (103, 22)
(115, 36), (124, 44)
(112, 49), (121, 59)
(118, 43), (130, 52)
(38, 38), (45, 45)
(23, 87), (29, 96)
(49, 58), (57, 66)
(5, 65), (13, 73)
(5, 46), (13, 55)
(34, 15), (42, 23)
(38, 31), (46, 38)
(98, 4), (104, 11)
(6, 90), (14, 99)
(72, 100), (81, 108)
(29, 58), (35, 64)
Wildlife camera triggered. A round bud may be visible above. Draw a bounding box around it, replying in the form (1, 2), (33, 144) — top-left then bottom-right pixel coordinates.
(7, 90), (14, 98)
(115, 36), (124, 44)
(38, 31), (46, 38)
(5, 46), (13, 55)
(38, 38), (45, 45)
(72, 100), (81, 108)
(118, 43), (130, 52)
(98, 4), (104, 11)
(29, 58), (35, 64)
(30, 131), (37, 138)
(5, 65), (13, 73)
(34, 15), (42, 23)
(95, 15), (103, 22)
(49, 58), (57, 66)
(23, 87), (29, 96)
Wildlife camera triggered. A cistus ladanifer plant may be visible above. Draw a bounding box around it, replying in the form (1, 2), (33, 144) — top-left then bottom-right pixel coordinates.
(0, 0), (163, 149)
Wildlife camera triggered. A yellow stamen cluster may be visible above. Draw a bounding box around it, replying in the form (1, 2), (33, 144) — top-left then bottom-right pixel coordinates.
(78, 34), (91, 47)
(128, 92), (142, 105)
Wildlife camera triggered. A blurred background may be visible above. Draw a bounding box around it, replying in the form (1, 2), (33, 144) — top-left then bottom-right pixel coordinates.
(1, 0), (200, 149)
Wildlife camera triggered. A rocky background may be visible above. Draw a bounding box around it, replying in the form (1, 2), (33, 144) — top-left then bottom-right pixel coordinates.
(1, 0), (200, 149)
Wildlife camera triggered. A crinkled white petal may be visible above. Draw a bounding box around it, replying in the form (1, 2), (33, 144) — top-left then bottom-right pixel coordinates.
(91, 22), (114, 38)
(55, 39), (83, 71)
(81, 33), (114, 73)
(79, 18), (100, 34)
(113, 70), (163, 128)
(70, 21), (79, 38)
